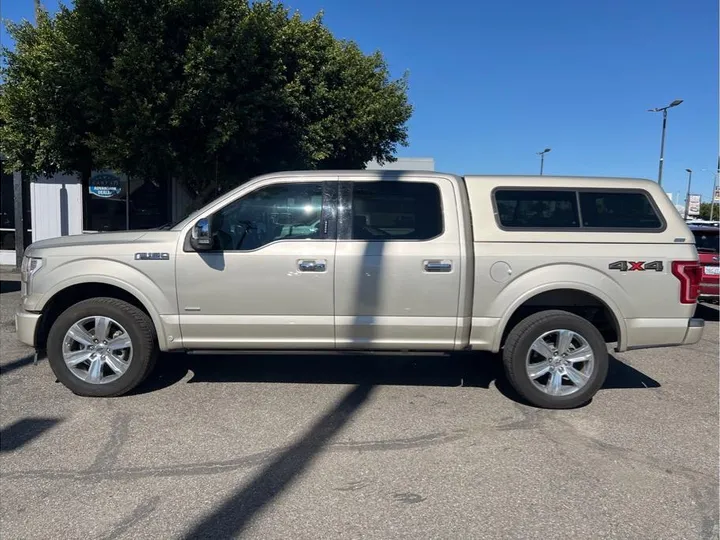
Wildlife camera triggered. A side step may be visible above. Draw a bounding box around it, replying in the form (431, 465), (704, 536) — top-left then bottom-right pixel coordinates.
(185, 349), (451, 357)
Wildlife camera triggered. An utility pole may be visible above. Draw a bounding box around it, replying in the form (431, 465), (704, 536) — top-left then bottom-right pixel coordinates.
(648, 99), (683, 188)
(711, 156), (719, 222)
(683, 168), (693, 221)
(537, 148), (551, 175)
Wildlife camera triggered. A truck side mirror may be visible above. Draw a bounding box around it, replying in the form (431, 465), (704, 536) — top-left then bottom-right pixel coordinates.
(190, 217), (213, 251)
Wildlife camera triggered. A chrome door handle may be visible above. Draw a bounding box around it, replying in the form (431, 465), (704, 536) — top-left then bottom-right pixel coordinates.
(298, 259), (327, 272)
(424, 260), (452, 272)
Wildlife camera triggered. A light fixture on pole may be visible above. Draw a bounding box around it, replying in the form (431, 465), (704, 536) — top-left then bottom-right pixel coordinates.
(537, 148), (551, 175)
(648, 99), (683, 188)
(683, 168), (693, 220)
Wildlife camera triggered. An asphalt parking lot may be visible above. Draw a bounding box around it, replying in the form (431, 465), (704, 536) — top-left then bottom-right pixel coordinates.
(1, 275), (718, 540)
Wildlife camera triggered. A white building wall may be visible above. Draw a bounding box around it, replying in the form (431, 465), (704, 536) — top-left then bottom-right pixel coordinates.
(30, 174), (83, 242)
(365, 157), (435, 171)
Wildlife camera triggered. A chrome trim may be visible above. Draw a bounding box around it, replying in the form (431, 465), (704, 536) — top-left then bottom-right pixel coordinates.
(423, 260), (452, 272)
(297, 259), (327, 272)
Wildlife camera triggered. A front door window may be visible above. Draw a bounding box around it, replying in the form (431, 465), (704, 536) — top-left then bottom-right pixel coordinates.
(211, 183), (325, 251)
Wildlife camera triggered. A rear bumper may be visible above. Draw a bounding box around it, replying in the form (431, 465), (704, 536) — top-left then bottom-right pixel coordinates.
(682, 318), (704, 346)
(15, 308), (41, 348)
(622, 316), (704, 351)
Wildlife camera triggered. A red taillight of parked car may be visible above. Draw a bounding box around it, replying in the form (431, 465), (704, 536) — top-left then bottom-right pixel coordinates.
(672, 261), (702, 304)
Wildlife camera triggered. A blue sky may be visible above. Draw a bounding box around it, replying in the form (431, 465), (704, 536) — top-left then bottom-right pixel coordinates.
(2, 0), (718, 202)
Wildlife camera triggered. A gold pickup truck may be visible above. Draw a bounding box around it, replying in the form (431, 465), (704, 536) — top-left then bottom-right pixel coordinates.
(16, 171), (704, 408)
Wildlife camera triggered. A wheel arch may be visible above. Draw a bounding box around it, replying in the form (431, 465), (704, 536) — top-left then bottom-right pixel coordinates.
(492, 283), (627, 353)
(35, 279), (169, 352)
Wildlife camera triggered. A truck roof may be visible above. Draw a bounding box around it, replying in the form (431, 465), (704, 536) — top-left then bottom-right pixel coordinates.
(257, 169), (655, 187)
(462, 174), (658, 189)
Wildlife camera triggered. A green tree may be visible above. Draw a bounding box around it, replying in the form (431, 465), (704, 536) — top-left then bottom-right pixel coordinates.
(698, 202), (719, 221)
(0, 0), (412, 202)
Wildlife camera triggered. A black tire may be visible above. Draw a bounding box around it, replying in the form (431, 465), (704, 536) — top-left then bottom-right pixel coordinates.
(503, 310), (608, 409)
(47, 298), (158, 397)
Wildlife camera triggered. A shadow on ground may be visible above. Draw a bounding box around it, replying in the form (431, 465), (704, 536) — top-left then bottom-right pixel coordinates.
(695, 302), (720, 322)
(0, 354), (40, 376)
(0, 280), (21, 294)
(182, 384), (374, 539)
(0, 417), (61, 453)
(133, 351), (660, 405)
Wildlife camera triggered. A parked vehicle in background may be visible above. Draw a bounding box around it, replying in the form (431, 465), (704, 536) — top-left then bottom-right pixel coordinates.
(689, 225), (719, 303)
(686, 219), (719, 228)
(16, 171), (705, 409)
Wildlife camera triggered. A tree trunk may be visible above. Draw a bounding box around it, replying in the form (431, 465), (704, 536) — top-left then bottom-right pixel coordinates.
(81, 166), (91, 231)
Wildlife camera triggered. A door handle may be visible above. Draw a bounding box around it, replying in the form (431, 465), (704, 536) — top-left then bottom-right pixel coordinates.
(424, 260), (452, 273)
(298, 259), (327, 272)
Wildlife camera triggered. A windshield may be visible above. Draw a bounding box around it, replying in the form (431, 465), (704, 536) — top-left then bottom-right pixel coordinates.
(692, 230), (719, 252)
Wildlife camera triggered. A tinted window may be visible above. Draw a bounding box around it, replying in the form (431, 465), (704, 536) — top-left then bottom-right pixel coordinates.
(212, 183), (324, 250)
(350, 182), (442, 240)
(692, 229), (719, 253)
(579, 191), (662, 229)
(495, 190), (579, 228)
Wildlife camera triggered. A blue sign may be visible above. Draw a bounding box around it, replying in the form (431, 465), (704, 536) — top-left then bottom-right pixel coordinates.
(89, 173), (123, 198)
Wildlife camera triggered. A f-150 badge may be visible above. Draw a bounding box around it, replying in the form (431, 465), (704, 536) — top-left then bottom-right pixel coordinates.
(135, 252), (170, 261)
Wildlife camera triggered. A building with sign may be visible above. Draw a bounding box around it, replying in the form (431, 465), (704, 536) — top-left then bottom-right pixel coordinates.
(0, 157), (434, 265)
(688, 194), (702, 217)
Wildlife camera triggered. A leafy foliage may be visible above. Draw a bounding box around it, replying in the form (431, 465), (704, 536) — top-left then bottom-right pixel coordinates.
(698, 202), (719, 221)
(0, 0), (412, 198)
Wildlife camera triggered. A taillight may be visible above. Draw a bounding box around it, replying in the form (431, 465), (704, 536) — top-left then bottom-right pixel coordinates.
(671, 261), (701, 304)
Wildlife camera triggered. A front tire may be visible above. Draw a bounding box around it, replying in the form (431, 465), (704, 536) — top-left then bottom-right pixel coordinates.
(47, 298), (158, 397)
(503, 310), (609, 409)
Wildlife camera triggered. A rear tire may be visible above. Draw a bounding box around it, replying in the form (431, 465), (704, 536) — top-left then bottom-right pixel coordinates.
(503, 310), (608, 409)
(47, 298), (158, 397)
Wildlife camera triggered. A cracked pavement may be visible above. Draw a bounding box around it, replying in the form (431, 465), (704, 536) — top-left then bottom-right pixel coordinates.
(1, 275), (718, 539)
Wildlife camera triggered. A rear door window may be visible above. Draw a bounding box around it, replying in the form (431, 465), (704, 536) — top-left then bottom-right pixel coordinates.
(578, 191), (663, 229)
(494, 190), (580, 228)
(347, 182), (443, 240)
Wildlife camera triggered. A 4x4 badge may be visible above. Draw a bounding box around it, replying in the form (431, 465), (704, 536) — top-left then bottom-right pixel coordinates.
(608, 260), (663, 272)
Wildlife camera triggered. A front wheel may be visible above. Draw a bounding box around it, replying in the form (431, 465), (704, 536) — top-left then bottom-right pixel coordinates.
(47, 298), (158, 397)
(502, 310), (609, 409)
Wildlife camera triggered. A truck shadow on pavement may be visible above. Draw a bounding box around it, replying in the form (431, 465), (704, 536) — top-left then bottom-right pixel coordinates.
(133, 352), (661, 406)
(138, 352), (659, 538)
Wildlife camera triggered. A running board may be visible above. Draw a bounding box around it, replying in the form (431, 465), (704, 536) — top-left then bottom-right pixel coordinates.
(185, 349), (451, 357)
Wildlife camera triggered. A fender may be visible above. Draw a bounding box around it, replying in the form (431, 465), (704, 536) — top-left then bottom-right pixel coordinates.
(34, 259), (176, 351)
(488, 263), (629, 352)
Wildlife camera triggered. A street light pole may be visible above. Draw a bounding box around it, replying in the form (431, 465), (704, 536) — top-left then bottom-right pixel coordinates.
(537, 147), (551, 175)
(711, 156), (720, 222)
(683, 168), (693, 221)
(649, 99), (683, 188)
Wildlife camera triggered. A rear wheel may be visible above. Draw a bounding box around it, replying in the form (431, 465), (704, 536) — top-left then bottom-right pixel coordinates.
(503, 310), (609, 409)
(47, 298), (158, 397)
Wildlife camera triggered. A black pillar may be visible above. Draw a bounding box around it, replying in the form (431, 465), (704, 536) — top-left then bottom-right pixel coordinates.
(13, 171), (25, 270)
